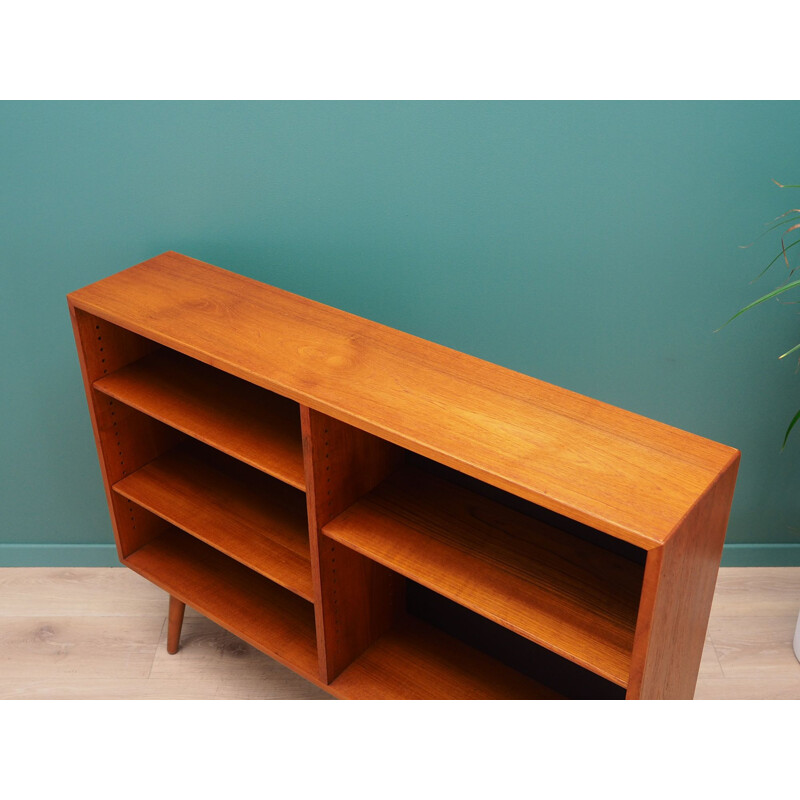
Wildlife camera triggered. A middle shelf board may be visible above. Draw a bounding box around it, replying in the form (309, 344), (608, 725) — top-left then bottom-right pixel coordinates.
(114, 441), (313, 601)
(323, 467), (645, 687)
(94, 348), (306, 491)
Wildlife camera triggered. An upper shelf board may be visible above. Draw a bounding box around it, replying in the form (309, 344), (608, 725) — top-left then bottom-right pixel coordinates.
(94, 348), (305, 490)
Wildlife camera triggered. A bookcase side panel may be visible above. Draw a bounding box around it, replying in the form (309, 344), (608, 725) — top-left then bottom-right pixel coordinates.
(626, 455), (740, 699)
(69, 304), (179, 558)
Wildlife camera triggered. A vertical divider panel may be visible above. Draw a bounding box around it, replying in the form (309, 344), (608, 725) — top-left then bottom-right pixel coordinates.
(301, 406), (406, 683)
(69, 305), (181, 559)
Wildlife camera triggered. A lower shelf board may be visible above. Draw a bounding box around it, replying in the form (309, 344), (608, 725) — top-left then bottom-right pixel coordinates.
(122, 528), (562, 699)
(123, 527), (319, 682)
(328, 617), (564, 700)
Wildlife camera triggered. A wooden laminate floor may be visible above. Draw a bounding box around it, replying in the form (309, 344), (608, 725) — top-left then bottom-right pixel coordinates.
(1, 567), (798, 699)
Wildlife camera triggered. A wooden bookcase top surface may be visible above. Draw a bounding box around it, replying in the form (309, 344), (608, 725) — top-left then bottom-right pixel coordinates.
(68, 251), (739, 550)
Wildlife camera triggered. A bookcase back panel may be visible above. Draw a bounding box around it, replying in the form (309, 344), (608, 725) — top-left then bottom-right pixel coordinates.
(407, 582), (627, 700)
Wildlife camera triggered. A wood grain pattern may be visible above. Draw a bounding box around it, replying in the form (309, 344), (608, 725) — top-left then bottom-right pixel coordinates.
(706, 615), (800, 677)
(0, 677), (227, 701)
(0, 615), (165, 680)
(694, 678), (800, 700)
(701, 574), (800, 702)
(123, 528), (319, 682)
(626, 453), (740, 699)
(68, 252), (739, 549)
(301, 408), (405, 683)
(323, 467), (643, 687)
(95, 348), (305, 490)
(0, 568), (167, 617)
(710, 567), (800, 617)
(113, 442), (313, 600)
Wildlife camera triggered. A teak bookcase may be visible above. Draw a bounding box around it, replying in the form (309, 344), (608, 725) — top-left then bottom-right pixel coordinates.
(68, 252), (740, 699)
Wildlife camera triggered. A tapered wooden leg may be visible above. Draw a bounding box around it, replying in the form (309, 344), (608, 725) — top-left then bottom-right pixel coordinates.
(167, 595), (186, 655)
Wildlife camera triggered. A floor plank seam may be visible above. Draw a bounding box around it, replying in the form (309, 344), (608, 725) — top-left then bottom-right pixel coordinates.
(144, 616), (168, 681)
(706, 634), (725, 678)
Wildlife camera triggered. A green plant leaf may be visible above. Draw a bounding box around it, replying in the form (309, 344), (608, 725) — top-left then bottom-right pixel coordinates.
(779, 341), (800, 360)
(773, 179), (800, 188)
(752, 238), (800, 280)
(716, 277), (800, 330)
(739, 215), (800, 248)
(782, 408), (800, 450)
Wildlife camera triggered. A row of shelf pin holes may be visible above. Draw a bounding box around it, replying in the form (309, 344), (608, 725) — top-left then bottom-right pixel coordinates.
(108, 397), (137, 533)
(324, 426), (340, 634)
(93, 322), (125, 476)
(97, 323), (136, 534)
(96, 324), (108, 375)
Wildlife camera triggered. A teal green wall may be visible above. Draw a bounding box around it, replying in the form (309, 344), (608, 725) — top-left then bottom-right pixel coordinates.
(2, 101), (799, 566)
